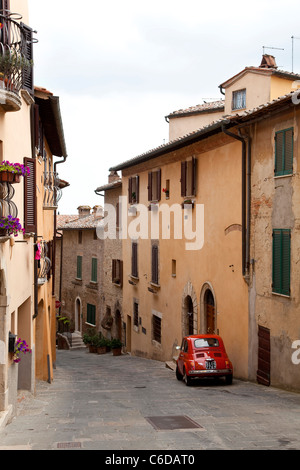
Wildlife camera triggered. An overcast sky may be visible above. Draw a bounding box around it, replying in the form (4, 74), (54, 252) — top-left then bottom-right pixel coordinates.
(28, 0), (300, 214)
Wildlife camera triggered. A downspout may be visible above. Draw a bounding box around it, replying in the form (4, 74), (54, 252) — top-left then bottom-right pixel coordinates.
(221, 125), (247, 277)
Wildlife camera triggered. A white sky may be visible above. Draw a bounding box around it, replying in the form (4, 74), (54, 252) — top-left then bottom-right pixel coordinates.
(28, 0), (300, 214)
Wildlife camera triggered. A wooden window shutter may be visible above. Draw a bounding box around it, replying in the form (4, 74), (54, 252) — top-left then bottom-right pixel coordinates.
(91, 258), (97, 282)
(112, 259), (116, 283)
(157, 169), (161, 201)
(135, 175), (139, 203)
(151, 244), (158, 284)
(181, 161), (186, 197)
(119, 260), (123, 287)
(132, 242), (138, 277)
(128, 177), (132, 203)
(272, 229), (291, 296)
(192, 157), (197, 196)
(77, 256), (82, 279)
(20, 23), (34, 95)
(148, 172), (152, 201)
(284, 128), (293, 174)
(24, 157), (36, 233)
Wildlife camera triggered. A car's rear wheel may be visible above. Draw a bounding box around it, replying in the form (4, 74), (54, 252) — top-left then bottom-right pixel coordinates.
(176, 365), (183, 381)
(183, 368), (192, 386)
(225, 374), (233, 385)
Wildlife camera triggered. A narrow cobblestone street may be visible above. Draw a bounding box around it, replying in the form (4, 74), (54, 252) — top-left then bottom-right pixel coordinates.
(0, 348), (300, 451)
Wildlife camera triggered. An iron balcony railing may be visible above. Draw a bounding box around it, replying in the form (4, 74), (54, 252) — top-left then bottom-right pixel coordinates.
(43, 171), (62, 209)
(0, 11), (34, 95)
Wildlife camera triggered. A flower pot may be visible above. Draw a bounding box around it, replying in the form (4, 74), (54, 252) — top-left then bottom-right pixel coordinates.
(13, 173), (20, 183)
(112, 347), (122, 356)
(0, 228), (7, 237)
(97, 346), (107, 355)
(88, 345), (97, 353)
(0, 171), (14, 183)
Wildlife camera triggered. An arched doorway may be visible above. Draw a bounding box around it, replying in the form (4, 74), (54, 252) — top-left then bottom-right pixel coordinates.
(75, 297), (82, 333)
(204, 289), (215, 333)
(115, 309), (122, 340)
(183, 295), (194, 335)
(200, 283), (216, 334)
(181, 281), (198, 336)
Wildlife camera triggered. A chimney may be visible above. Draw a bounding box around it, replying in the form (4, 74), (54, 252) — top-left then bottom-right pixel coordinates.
(260, 54), (277, 69)
(93, 205), (103, 219)
(108, 170), (120, 183)
(77, 205), (91, 218)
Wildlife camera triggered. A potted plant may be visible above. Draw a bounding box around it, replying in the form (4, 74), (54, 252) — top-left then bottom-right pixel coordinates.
(97, 336), (110, 355)
(0, 160), (30, 183)
(0, 216), (25, 237)
(13, 337), (31, 363)
(110, 338), (123, 356)
(88, 334), (99, 353)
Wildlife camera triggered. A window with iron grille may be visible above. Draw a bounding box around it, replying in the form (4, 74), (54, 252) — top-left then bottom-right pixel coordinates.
(87, 303), (96, 325)
(152, 314), (161, 343)
(275, 128), (293, 176)
(272, 229), (291, 296)
(133, 301), (139, 327)
(232, 89), (246, 110)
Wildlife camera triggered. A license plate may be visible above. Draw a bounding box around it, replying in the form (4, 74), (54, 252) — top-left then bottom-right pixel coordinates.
(206, 360), (216, 369)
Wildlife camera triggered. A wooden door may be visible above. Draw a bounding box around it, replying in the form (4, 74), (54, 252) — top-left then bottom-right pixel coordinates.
(206, 304), (215, 333)
(257, 325), (270, 386)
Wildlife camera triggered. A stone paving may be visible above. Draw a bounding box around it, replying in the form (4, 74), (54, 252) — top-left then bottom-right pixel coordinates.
(0, 348), (300, 451)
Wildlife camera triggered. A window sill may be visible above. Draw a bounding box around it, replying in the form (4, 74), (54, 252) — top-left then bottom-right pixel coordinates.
(274, 173), (293, 179)
(112, 281), (122, 287)
(272, 291), (291, 299)
(86, 282), (98, 290)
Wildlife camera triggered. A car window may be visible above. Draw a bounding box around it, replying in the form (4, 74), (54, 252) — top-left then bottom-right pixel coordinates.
(194, 338), (219, 348)
(183, 340), (189, 352)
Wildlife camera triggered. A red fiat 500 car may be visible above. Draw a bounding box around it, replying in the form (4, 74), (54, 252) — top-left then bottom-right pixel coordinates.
(176, 334), (233, 386)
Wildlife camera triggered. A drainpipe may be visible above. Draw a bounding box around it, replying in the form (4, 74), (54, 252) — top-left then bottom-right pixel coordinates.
(221, 125), (247, 277)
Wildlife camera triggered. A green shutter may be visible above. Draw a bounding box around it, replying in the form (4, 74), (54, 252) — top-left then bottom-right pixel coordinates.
(272, 229), (291, 295)
(91, 258), (97, 282)
(87, 304), (96, 325)
(77, 255), (82, 279)
(275, 128), (293, 176)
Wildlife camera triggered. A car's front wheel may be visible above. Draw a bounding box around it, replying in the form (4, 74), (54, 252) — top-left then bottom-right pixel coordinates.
(176, 365), (183, 381)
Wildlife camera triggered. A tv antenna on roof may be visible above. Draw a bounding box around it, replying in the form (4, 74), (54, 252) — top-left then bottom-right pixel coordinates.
(291, 36), (300, 72)
(262, 45), (284, 55)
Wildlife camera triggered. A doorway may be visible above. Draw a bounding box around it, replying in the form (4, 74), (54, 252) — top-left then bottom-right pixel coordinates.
(257, 325), (270, 386)
(75, 298), (82, 333)
(205, 289), (215, 333)
(183, 295), (194, 336)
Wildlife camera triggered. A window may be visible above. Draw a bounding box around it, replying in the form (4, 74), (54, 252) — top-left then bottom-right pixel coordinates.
(152, 314), (161, 343)
(151, 244), (159, 285)
(275, 128), (293, 176)
(87, 304), (96, 325)
(232, 89), (246, 110)
(128, 176), (139, 204)
(78, 230), (82, 244)
(172, 259), (176, 277)
(148, 169), (161, 202)
(91, 257), (97, 282)
(131, 242), (138, 278)
(181, 157), (197, 197)
(112, 259), (123, 286)
(76, 255), (82, 279)
(133, 301), (139, 327)
(272, 229), (291, 296)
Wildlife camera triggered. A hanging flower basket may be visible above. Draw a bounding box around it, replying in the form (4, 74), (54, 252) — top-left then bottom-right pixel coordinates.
(0, 216), (25, 237)
(0, 160), (30, 184)
(13, 338), (32, 363)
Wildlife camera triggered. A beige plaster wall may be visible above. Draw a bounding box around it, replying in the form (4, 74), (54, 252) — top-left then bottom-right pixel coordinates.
(169, 111), (224, 141)
(121, 135), (249, 379)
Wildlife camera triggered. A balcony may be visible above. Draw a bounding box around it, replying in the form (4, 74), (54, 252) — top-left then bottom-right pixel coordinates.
(0, 12), (35, 112)
(43, 171), (62, 210)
